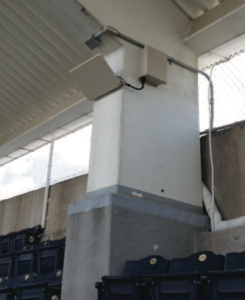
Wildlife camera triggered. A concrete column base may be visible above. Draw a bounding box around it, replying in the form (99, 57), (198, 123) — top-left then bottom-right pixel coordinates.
(61, 193), (209, 300)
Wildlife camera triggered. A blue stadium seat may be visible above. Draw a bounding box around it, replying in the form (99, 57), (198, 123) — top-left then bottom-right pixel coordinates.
(0, 291), (13, 300)
(96, 256), (169, 300)
(0, 250), (37, 299)
(0, 277), (6, 289)
(12, 226), (43, 252)
(0, 255), (13, 280)
(16, 256), (63, 300)
(14, 250), (36, 277)
(0, 255), (13, 300)
(17, 284), (61, 300)
(31, 240), (51, 250)
(0, 237), (66, 300)
(0, 235), (12, 256)
(37, 245), (63, 276)
(14, 270), (62, 298)
(169, 252), (225, 274)
(5, 273), (35, 289)
(102, 276), (143, 300)
(0, 256), (28, 300)
(123, 255), (169, 276)
(16, 272), (62, 300)
(207, 251), (245, 299)
(35, 269), (63, 287)
(51, 238), (66, 267)
(51, 238), (66, 247)
(225, 251), (245, 270)
(152, 251), (224, 300)
(16, 243), (64, 300)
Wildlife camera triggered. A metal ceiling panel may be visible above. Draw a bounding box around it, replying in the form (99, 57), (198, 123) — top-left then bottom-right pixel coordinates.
(0, 0), (119, 147)
(0, 0), (120, 158)
(0, 0), (85, 139)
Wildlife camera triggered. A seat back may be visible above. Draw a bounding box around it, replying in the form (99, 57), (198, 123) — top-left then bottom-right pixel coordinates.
(51, 237), (66, 247)
(36, 269), (63, 286)
(225, 251), (245, 270)
(12, 233), (26, 252)
(17, 288), (43, 300)
(0, 235), (12, 256)
(31, 240), (51, 250)
(5, 273), (35, 289)
(170, 251), (225, 274)
(14, 251), (35, 277)
(37, 246), (62, 274)
(123, 256), (169, 276)
(0, 256), (12, 278)
(12, 225), (42, 252)
(17, 286), (61, 300)
(102, 277), (142, 300)
(51, 238), (66, 269)
(0, 277), (6, 289)
(0, 293), (10, 300)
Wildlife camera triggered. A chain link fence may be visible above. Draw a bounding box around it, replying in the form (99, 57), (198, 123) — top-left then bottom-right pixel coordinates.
(199, 50), (245, 132)
(0, 122), (92, 201)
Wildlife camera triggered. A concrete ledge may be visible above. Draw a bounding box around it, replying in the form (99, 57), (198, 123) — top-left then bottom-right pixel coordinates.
(86, 184), (203, 214)
(196, 226), (245, 255)
(69, 193), (209, 228)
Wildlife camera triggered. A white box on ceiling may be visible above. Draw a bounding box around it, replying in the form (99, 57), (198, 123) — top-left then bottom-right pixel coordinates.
(139, 45), (168, 87)
(70, 54), (121, 101)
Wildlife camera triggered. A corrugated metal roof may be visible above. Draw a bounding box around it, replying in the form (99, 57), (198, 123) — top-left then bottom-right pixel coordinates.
(0, 0), (89, 139)
(0, 0), (120, 150)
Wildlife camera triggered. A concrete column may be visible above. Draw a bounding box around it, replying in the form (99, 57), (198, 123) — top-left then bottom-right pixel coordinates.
(61, 45), (209, 300)
(87, 43), (202, 212)
(61, 193), (209, 300)
(62, 2), (206, 299)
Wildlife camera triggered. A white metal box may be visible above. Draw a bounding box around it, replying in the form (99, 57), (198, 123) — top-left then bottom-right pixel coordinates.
(70, 54), (121, 101)
(139, 45), (167, 86)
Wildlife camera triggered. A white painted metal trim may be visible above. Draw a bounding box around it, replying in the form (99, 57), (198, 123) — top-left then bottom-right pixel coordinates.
(41, 140), (54, 229)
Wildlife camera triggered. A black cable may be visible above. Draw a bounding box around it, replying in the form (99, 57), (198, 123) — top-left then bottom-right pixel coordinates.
(117, 76), (146, 90)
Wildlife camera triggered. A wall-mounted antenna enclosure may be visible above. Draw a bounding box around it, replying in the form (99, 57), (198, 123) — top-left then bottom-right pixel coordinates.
(139, 45), (168, 87)
(70, 54), (121, 101)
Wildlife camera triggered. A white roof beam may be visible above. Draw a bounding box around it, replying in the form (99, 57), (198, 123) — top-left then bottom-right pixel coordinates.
(197, 0), (220, 11)
(172, 0), (205, 20)
(184, 0), (245, 56)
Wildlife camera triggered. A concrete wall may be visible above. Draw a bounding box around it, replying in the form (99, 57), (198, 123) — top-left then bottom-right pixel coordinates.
(0, 175), (88, 239)
(201, 124), (245, 220)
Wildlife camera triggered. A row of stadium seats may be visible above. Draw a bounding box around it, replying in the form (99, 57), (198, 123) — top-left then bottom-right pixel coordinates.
(0, 226), (43, 254)
(95, 250), (245, 300)
(0, 237), (65, 300)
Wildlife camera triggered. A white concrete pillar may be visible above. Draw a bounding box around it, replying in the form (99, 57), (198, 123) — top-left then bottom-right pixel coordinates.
(62, 3), (206, 300)
(87, 43), (202, 212)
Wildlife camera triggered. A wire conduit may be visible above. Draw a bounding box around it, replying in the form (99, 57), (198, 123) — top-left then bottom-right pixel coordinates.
(203, 183), (245, 231)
